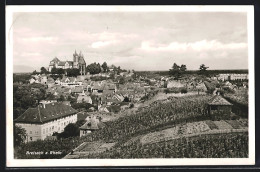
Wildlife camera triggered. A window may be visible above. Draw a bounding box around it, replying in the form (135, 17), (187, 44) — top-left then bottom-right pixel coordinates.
(43, 129), (45, 134)
(46, 128), (48, 133)
(30, 137), (32, 141)
(52, 126), (54, 130)
(30, 131), (32, 134)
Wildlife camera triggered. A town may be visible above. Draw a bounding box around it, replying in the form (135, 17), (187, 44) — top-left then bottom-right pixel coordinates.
(13, 51), (249, 159)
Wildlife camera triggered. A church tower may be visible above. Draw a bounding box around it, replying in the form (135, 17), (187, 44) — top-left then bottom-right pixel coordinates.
(73, 50), (79, 68)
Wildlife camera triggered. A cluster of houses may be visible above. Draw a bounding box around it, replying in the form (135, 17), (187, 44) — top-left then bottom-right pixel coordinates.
(15, 64), (248, 143)
(14, 89), (235, 142)
(29, 74), (49, 85)
(215, 73), (248, 81)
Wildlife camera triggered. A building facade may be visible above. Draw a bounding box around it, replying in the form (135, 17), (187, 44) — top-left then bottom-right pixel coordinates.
(217, 74), (248, 81)
(48, 50), (86, 75)
(14, 102), (78, 142)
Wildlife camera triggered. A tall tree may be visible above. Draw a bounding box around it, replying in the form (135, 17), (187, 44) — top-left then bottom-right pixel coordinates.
(169, 63), (187, 80)
(14, 125), (26, 147)
(180, 64), (187, 73)
(60, 123), (79, 138)
(40, 67), (48, 74)
(169, 63), (180, 80)
(101, 62), (108, 73)
(199, 64), (209, 75)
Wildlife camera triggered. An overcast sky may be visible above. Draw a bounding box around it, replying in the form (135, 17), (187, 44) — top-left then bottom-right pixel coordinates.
(12, 12), (248, 72)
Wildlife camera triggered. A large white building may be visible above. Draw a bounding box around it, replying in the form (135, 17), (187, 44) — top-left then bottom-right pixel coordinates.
(14, 102), (78, 142)
(217, 74), (248, 81)
(48, 50), (86, 75)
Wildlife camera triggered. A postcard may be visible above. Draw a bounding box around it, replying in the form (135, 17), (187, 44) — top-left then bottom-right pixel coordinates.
(6, 5), (255, 167)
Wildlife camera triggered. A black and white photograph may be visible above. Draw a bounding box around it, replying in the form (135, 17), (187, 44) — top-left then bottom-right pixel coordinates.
(6, 5), (255, 166)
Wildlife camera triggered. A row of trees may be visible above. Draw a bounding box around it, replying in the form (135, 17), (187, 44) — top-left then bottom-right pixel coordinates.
(13, 83), (46, 120)
(86, 62), (127, 75)
(169, 63), (209, 80)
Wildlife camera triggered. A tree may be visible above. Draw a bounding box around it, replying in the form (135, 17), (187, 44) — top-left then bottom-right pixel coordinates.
(101, 62), (108, 73)
(86, 63), (102, 75)
(123, 97), (130, 102)
(32, 70), (37, 75)
(118, 76), (125, 84)
(58, 95), (65, 102)
(180, 64), (187, 73)
(169, 63), (184, 80)
(51, 67), (58, 75)
(14, 125), (26, 147)
(57, 68), (65, 75)
(66, 68), (80, 77)
(109, 73), (115, 80)
(130, 103), (134, 108)
(40, 67), (48, 74)
(117, 66), (121, 75)
(59, 123), (79, 138)
(199, 64), (209, 75)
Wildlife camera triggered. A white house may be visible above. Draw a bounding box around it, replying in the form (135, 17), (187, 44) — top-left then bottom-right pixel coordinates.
(14, 102), (78, 142)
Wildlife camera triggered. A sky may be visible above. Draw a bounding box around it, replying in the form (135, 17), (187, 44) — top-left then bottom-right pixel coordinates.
(12, 12), (248, 72)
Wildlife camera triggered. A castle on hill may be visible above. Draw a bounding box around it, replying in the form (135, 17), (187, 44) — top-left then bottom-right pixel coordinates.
(48, 50), (86, 75)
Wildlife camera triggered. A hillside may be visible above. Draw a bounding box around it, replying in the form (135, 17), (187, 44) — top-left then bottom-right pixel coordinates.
(16, 94), (248, 159)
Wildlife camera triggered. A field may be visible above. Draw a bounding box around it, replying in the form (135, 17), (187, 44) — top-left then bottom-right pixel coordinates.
(85, 132), (248, 158)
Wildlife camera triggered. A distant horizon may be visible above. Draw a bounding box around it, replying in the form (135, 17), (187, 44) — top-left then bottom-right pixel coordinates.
(13, 68), (249, 74)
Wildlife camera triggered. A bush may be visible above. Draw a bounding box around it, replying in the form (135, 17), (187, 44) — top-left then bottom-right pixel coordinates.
(130, 103), (134, 108)
(181, 88), (188, 94)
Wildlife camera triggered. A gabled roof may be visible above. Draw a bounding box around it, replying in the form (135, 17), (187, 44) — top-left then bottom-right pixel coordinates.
(66, 61), (73, 66)
(208, 95), (233, 106)
(50, 57), (60, 62)
(58, 61), (66, 66)
(79, 119), (105, 130)
(14, 102), (77, 124)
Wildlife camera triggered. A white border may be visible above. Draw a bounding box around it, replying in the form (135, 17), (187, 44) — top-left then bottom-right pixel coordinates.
(6, 5), (255, 167)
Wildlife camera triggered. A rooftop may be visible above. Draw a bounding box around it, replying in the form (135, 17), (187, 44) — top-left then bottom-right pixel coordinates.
(208, 95), (233, 106)
(14, 102), (78, 124)
(80, 119), (105, 130)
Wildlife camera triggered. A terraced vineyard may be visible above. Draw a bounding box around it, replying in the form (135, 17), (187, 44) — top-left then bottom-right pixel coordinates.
(85, 132), (248, 158)
(68, 119), (248, 159)
(79, 95), (212, 144)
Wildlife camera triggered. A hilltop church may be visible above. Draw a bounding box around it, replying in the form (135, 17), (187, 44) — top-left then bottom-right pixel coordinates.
(48, 50), (86, 75)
